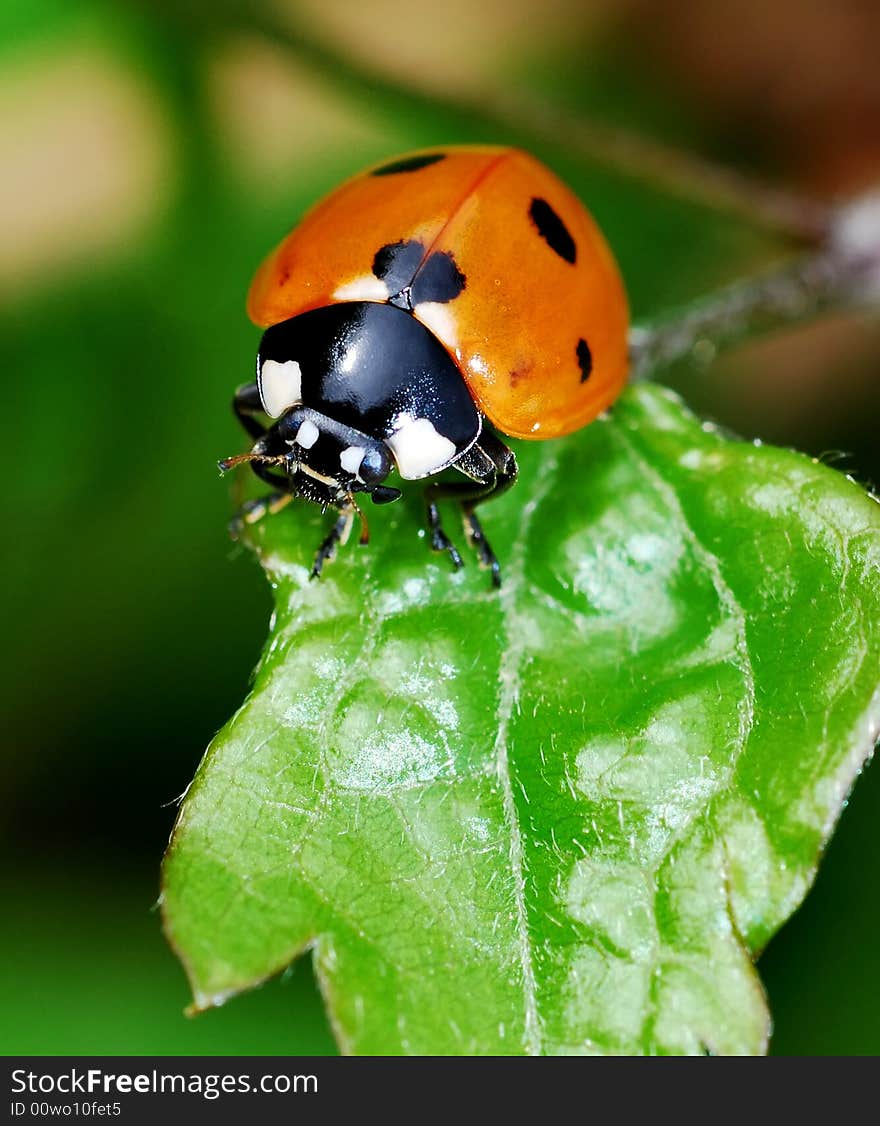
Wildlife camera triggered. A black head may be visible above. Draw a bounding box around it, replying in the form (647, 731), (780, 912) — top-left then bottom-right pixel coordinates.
(247, 404), (402, 509)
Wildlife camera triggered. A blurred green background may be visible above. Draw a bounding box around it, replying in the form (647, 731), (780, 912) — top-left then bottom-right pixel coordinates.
(2, 0), (878, 1055)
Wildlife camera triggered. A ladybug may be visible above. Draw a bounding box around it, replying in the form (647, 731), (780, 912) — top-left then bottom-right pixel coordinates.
(221, 146), (629, 585)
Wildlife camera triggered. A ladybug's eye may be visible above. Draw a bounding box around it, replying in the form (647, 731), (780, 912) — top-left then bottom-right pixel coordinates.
(359, 446), (391, 485)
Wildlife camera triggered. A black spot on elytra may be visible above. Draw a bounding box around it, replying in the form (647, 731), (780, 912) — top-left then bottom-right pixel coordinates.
(371, 153), (447, 176)
(372, 240), (425, 296)
(372, 241), (466, 310)
(576, 338), (593, 382)
(529, 197), (576, 264)
(411, 250), (466, 306)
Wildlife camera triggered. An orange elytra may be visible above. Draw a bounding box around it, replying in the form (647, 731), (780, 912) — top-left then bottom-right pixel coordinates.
(247, 145), (629, 440)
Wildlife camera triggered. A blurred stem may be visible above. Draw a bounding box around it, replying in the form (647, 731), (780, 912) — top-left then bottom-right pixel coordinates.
(629, 192), (880, 378)
(155, 2), (879, 374)
(242, 8), (831, 244)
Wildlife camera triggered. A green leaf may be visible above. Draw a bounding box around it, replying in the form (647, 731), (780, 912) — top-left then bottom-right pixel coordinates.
(162, 382), (880, 1055)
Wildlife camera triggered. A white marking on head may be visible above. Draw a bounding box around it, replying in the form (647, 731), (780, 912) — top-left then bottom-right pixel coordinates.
(340, 445), (366, 477)
(414, 301), (458, 348)
(386, 412), (457, 480)
(259, 358), (302, 418)
(295, 419), (320, 449)
(332, 275), (390, 302)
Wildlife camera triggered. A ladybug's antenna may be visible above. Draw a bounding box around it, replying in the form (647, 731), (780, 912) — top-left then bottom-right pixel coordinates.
(218, 451), (287, 473)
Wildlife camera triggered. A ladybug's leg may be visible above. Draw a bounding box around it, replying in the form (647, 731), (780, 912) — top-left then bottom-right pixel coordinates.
(232, 382), (268, 440)
(311, 504), (355, 579)
(228, 462), (357, 581)
(425, 501), (465, 572)
(233, 490), (294, 532)
(222, 449), (290, 533)
(458, 433), (517, 586)
(227, 455), (293, 535)
(243, 456), (358, 577)
(423, 431), (518, 587)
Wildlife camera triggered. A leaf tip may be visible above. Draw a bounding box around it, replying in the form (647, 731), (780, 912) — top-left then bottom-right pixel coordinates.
(185, 985), (241, 1018)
